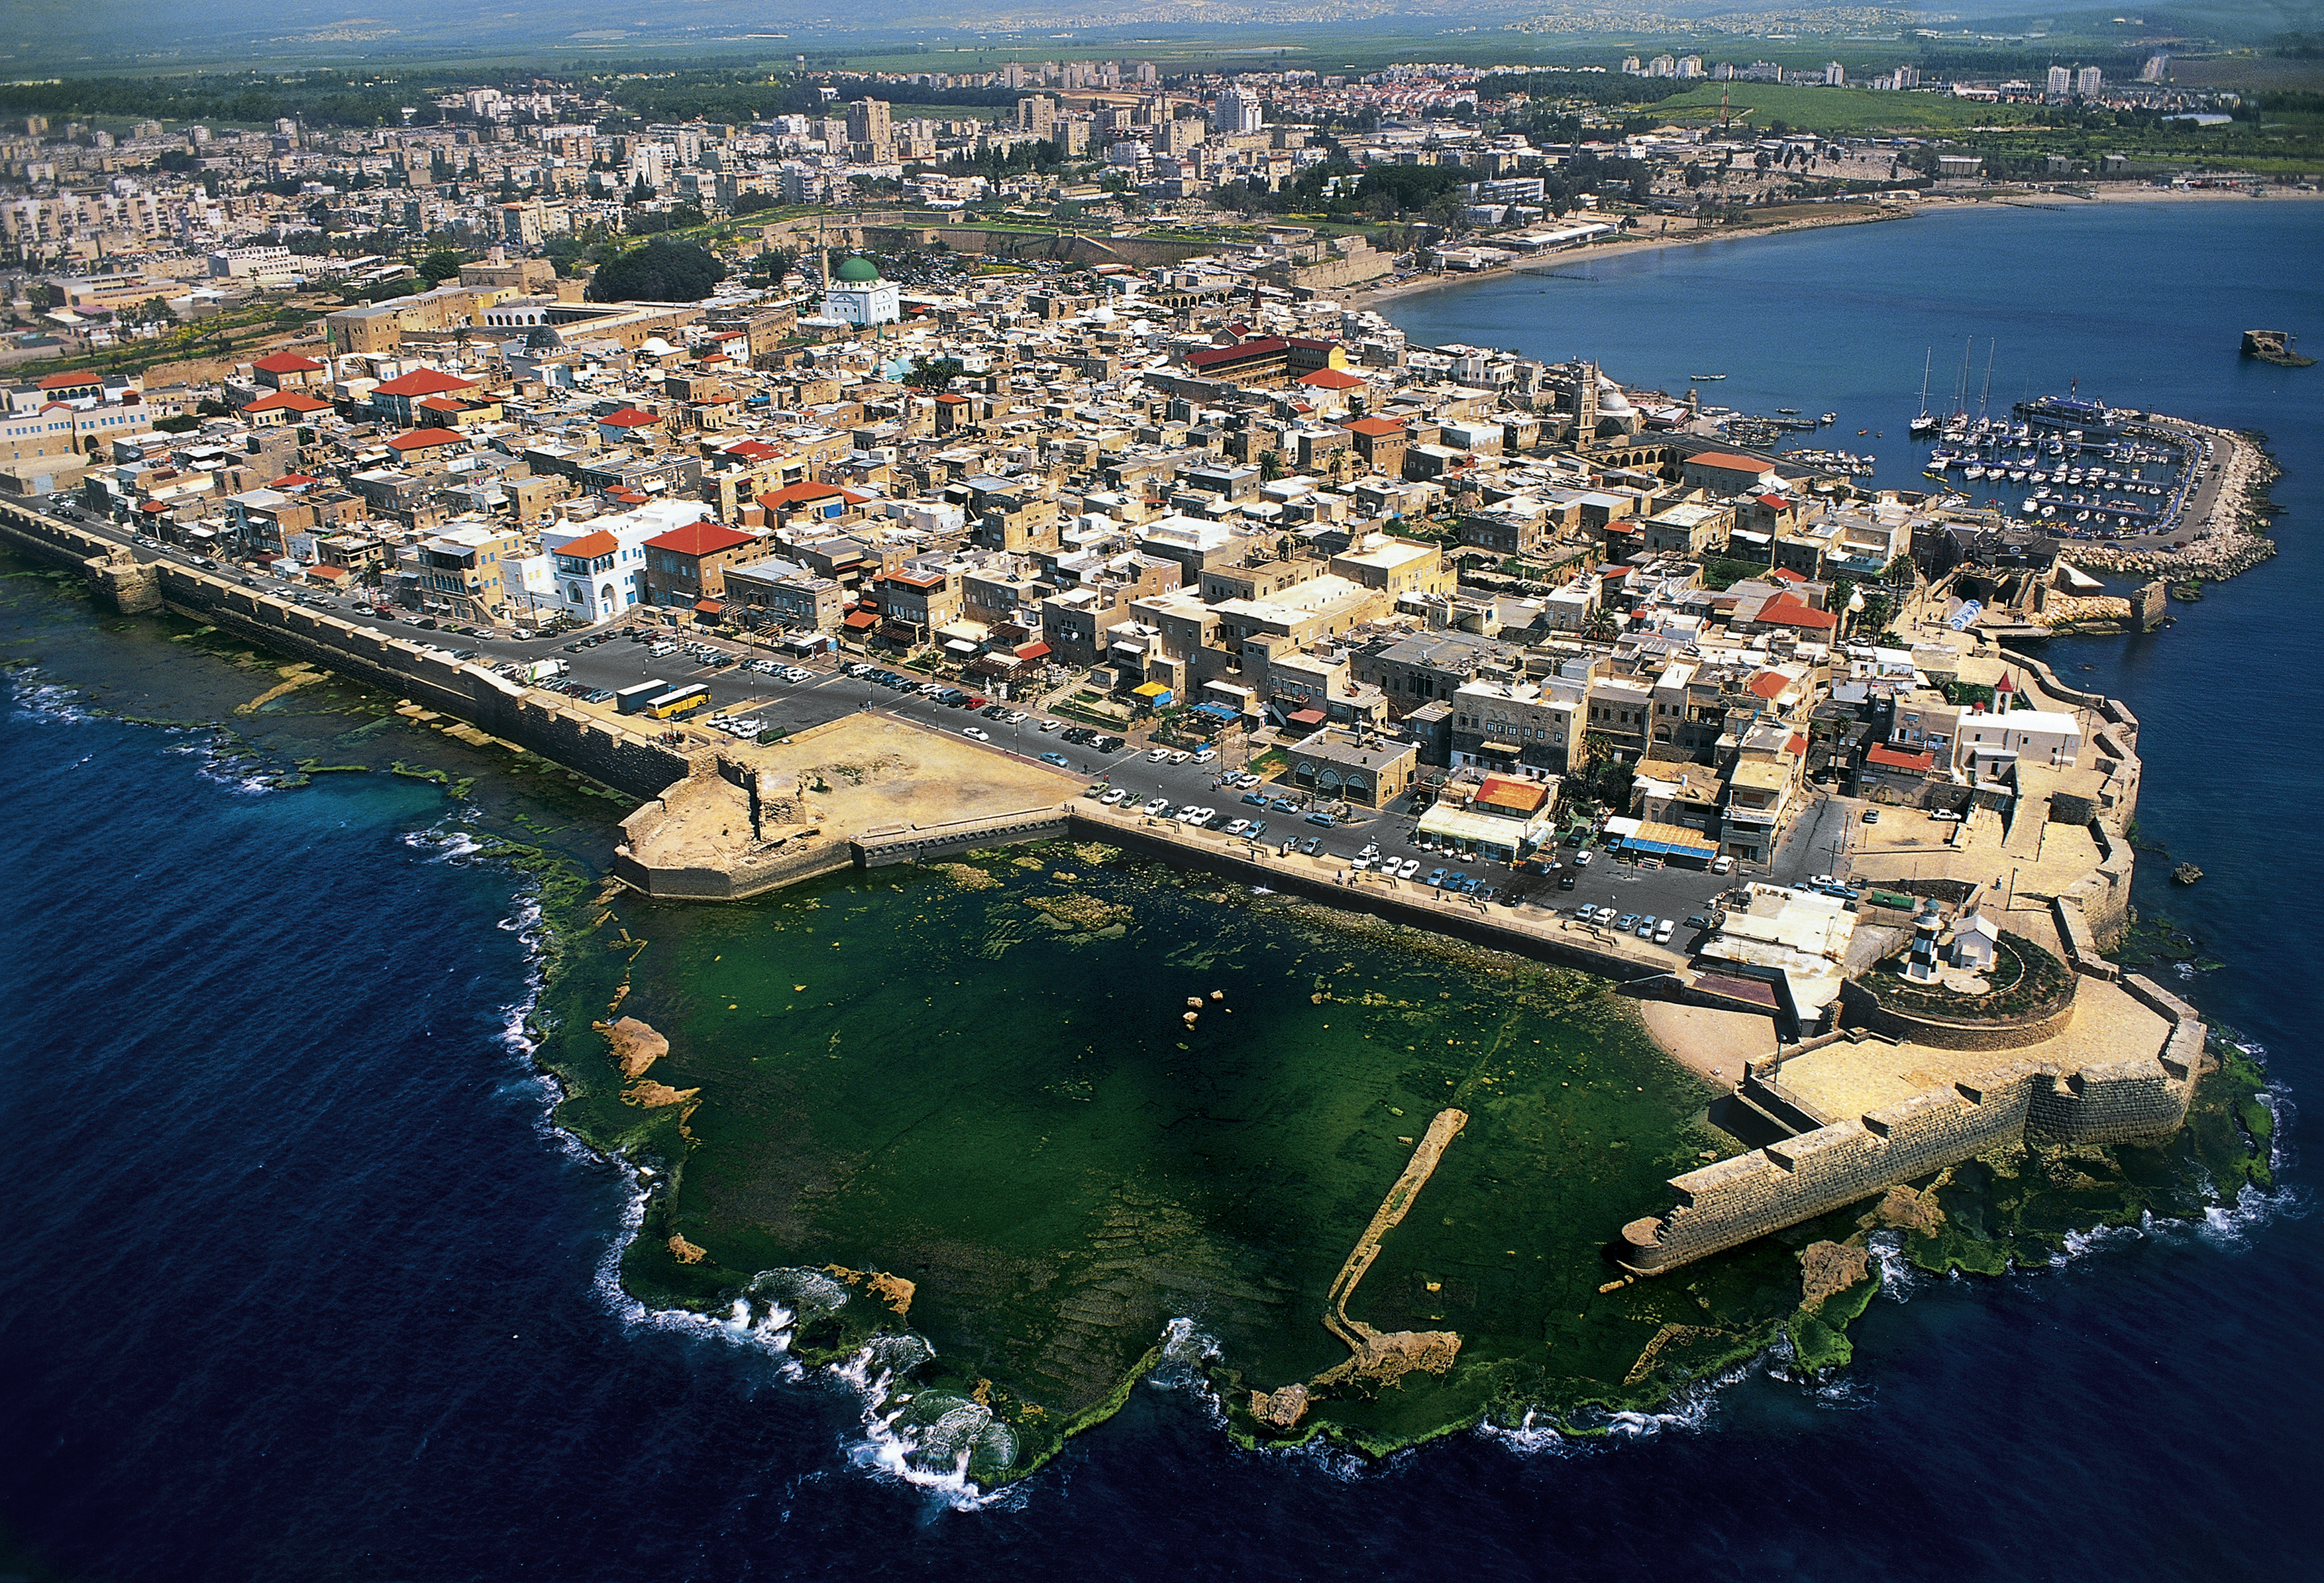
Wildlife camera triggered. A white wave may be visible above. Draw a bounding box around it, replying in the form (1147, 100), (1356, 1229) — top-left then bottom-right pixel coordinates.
(834, 1342), (1022, 1512)
(1477, 1406), (1589, 1460)
(1145, 1317), (1227, 1427)
(2052, 1220), (2146, 1267)
(1813, 1377), (1878, 1412)
(403, 826), (486, 861)
(1864, 1229), (1921, 1303)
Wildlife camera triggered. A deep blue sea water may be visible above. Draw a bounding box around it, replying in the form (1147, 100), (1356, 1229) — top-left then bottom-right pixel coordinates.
(4, 199), (2320, 1581)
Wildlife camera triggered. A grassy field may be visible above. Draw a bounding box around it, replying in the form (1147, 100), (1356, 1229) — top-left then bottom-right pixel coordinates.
(1648, 82), (2041, 135)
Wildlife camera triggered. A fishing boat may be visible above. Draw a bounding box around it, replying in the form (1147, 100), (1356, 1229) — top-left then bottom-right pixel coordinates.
(1689, 372), (1726, 380)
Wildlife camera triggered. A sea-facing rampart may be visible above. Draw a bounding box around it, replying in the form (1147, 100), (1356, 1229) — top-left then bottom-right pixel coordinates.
(1618, 971), (2206, 1274)
(0, 500), (712, 799)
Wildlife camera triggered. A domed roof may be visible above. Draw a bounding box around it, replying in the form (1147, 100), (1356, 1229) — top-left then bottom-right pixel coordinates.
(833, 256), (880, 284)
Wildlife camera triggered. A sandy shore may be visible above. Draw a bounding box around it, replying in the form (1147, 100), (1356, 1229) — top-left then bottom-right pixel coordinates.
(1340, 203), (1914, 309)
(1338, 182), (2323, 313)
(1633, 999), (1779, 1086)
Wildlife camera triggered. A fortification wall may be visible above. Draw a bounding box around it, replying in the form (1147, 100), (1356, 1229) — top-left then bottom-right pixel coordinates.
(0, 500), (705, 800)
(1838, 974), (2080, 1052)
(853, 805), (1072, 868)
(1622, 1009), (2201, 1275)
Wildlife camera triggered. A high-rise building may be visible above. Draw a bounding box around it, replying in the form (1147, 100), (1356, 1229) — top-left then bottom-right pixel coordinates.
(1212, 87), (1264, 135)
(2140, 54), (2169, 82)
(846, 98), (892, 154)
(1676, 56), (1703, 80)
(2047, 66), (2072, 98)
(2076, 66), (2103, 97)
(1823, 61), (1846, 87)
(1017, 96), (1055, 138)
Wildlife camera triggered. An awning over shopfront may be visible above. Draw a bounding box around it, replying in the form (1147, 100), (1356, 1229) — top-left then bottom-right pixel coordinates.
(1287, 707), (1326, 727)
(1615, 818), (1718, 863)
(942, 637), (980, 655)
(693, 598), (724, 614)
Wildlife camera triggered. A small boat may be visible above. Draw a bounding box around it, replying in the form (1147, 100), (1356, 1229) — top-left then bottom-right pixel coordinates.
(1690, 373), (1726, 380)
(1777, 408), (1799, 415)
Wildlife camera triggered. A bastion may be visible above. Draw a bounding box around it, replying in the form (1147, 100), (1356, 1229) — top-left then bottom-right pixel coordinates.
(1618, 973), (2206, 1274)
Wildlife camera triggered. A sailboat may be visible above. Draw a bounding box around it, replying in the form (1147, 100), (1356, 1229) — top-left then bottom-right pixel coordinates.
(1909, 348), (1938, 435)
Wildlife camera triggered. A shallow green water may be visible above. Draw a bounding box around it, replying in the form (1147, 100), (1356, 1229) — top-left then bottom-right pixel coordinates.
(550, 847), (1854, 1470)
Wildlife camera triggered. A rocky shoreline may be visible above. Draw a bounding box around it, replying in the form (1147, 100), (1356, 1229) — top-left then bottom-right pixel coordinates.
(2066, 428), (2283, 584)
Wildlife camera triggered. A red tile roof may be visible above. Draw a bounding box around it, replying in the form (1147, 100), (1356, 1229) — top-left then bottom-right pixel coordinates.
(645, 521), (755, 557)
(555, 530), (620, 559)
(1186, 336), (1288, 368)
(757, 481), (844, 508)
(1296, 368), (1365, 389)
(1756, 594), (1836, 631)
(1346, 416), (1406, 437)
(1747, 670), (1791, 700)
(37, 372), (101, 389)
(386, 427), (464, 451)
(1686, 451), (1774, 474)
(1868, 745), (1937, 771)
(598, 406), (660, 427)
(252, 351), (325, 374)
(372, 368), (478, 397)
(241, 391), (331, 413)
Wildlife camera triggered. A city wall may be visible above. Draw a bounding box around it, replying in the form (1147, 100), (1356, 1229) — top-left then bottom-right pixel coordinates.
(1620, 970), (2205, 1274)
(0, 500), (710, 800)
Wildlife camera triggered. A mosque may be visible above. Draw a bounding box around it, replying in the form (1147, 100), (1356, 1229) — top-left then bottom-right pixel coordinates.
(818, 255), (899, 328)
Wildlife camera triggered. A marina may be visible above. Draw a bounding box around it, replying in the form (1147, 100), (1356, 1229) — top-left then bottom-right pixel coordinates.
(1919, 406), (2199, 541)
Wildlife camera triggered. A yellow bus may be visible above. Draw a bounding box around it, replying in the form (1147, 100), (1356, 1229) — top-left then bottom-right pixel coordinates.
(644, 683), (710, 720)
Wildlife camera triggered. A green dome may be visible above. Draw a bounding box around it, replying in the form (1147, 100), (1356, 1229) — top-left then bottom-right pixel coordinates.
(833, 256), (880, 284)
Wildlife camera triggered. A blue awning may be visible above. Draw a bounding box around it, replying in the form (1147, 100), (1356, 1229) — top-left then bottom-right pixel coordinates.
(1621, 835), (1718, 860)
(1192, 701), (1240, 722)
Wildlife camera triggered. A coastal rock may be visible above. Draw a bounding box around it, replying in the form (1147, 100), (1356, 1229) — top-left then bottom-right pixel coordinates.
(622, 1079), (698, 1109)
(2172, 863), (2204, 885)
(667, 1233), (709, 1265)
(1249, 1384), (1310, 1431)
(1869, 1183), (1946, 1234)
(824, 1264), (917, 1317)
(596, 1015), (669, 1078)
(1798, 1240), (1872, 1311)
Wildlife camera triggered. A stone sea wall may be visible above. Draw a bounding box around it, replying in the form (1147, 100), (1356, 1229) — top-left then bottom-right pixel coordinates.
(0, 500), (707, 800)
(1620, 971), (2203, 1274)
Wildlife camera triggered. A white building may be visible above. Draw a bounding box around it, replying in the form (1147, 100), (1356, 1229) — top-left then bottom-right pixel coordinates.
(1954, 706), (2082, 780)
(545, 500), (710, 624)
(819, 255), (900, 327)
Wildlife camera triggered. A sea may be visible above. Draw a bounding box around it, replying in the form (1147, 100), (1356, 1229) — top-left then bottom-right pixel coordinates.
(3, 197), (2319, 1581)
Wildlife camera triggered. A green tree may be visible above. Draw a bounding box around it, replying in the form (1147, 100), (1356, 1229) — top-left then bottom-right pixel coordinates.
(416, 246), (465, 285)
(902, 356), (964, 392)
(585, 237), (727, 303)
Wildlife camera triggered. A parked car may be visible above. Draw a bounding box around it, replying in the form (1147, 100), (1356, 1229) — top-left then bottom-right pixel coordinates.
(961, 726), (990, 741)
(1862, 808), (1881, 823)
(1099, 789), (1128, 806)
(1226, 818), (1251, 837)
(1141, 797), (1171, 816)
(1244, 820), (1267, 840)
(1304, 811), (1334, 828)
(1573, 851), (1592, 867)
(1298, 836), (1323, 855)
(1241, 791), (1268, 806)
(1039, 751), (1071, 767)
(1654, 918), (1676, 944)
(1636, 914), (1658, 938)
(1616, 914), (1640, 933)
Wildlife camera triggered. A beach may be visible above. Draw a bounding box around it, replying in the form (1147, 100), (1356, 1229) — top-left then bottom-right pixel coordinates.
(1335, 183), (2324, 312)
